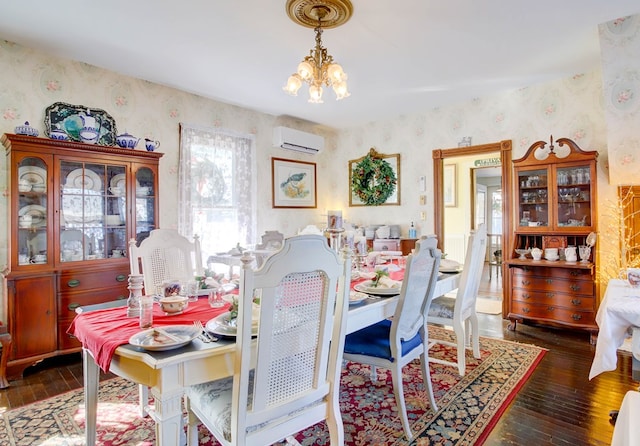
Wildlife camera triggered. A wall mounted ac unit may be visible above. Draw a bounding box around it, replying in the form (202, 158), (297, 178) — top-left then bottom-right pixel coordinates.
(273, 126), (324, 155)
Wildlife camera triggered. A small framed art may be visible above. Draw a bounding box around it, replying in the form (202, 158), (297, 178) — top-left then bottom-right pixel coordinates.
(271, 157), (317, 208)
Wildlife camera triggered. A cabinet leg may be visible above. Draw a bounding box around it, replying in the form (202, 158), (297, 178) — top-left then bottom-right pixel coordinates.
(507, 319), (518, 331)
(0, 331), (12, 389)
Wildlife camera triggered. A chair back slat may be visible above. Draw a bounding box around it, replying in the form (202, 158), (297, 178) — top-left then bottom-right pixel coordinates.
(392, 236), (441, 343)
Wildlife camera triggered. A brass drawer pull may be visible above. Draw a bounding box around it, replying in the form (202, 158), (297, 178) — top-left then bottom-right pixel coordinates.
(67, 279), (80, 288)
(546, 279), (553, 284)
(546, 292), (555, 298)
(116, 274), (127, 282)
(522, 280), (530, 286)
(571, 298), (582, 306)
(572, 313), (582, 321)
(522, 293), (530, 299)
(68, 303), (80, 311)
(547, 306), (555, 312)
(570, 284), (580, 292)
(522, 307), (530, 313)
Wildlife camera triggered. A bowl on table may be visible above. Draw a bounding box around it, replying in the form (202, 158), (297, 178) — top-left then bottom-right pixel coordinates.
(159, 296), (189, 315)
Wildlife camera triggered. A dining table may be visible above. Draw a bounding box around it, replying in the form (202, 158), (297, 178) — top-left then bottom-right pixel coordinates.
(70, 268), (461, 446)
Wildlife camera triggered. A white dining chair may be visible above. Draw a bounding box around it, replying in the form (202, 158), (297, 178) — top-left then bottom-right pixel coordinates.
(184, 234), (352, 446)
(342, 236), (441, 441)
(427, 223), (487, 376)
(128, 228), (204, 416)
(128, 228), (204, 295)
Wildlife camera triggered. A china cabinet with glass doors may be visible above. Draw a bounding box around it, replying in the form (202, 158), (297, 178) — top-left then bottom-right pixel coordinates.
(506, 137), (599, 343)
(2, 133), (162, 376)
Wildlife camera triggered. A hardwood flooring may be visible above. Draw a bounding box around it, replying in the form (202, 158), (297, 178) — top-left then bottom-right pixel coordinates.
(1, 265), (637, 445)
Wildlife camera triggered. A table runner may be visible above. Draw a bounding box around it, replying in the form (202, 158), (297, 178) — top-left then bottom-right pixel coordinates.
(68, 298), (230, 373)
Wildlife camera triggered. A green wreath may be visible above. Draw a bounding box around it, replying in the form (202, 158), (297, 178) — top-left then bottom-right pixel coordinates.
(351, 154), (397, 205)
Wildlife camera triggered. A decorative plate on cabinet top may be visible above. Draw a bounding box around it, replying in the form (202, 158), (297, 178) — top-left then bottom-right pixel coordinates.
(44, 102), (117, 146)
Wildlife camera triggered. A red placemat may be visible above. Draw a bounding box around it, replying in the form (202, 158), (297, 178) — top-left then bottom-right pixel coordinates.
(68, 298), (230, 372)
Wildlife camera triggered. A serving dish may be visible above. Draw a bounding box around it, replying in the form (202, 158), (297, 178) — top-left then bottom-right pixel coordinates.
(354, 280), (401, 296)
(44, 102), (117, 146)
(18, 165), (47, 189)
(19, 205), (46, 227)
(15, 121), (39, 137)
(128, 325), (200, 351)
(65, 168), (102, 192)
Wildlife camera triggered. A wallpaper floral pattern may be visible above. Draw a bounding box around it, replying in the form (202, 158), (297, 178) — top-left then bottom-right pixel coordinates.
(0, 13), (639, 317)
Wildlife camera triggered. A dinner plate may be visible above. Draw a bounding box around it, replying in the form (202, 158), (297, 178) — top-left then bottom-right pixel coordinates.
(349, 291), (369, 306)
(128, 325), (200, 351)
(19, 205), (46, 227)
(110, 173), (141, 190)
(206, 311), (259, 338)
(65, 168), (103, 191)
(354, 280), (401, 296)
(18, 165), (47, 188)
(439, 267), (462, 273)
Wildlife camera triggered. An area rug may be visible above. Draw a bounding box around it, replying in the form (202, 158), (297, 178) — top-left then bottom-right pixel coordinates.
(0, 327), (545, 446)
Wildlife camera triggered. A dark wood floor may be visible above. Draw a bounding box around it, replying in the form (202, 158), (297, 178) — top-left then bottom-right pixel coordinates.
(1, 265), (637, 445)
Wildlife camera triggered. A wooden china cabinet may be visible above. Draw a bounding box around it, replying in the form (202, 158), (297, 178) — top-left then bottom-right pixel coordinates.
(506, 136), (598, 343)
(2, 134), (162, 376)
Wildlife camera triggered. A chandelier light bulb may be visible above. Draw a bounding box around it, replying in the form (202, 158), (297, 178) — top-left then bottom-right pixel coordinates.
(308, 84), (324, 103)
(332, 80), (350, 100)
(283, 74), (303, 96)
(327, 63), (345, 83)
(297, 61), (314, 80)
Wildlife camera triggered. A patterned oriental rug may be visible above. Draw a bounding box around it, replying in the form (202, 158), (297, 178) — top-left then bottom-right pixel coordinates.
(0, 327), (545, 446)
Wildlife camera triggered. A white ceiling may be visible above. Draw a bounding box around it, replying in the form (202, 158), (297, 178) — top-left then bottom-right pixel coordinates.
(1, 1), (638, 129)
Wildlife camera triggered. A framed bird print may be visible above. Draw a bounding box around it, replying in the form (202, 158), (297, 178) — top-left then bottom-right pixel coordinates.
(272, 157), (317, 208)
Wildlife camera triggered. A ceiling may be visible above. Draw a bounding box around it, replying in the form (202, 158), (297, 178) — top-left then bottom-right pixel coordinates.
(1, 1), (638, 129)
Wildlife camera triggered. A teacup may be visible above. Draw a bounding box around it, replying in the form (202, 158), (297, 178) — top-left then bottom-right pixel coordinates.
(112, 249), (123, 258)
(32, 183), (46, 193)
(33, 254), (47, 263)
(18, 254), (29, 264)
(159, 296), (188, 314)
(19, 214), (32, 228)
(628, 268), (640, 288)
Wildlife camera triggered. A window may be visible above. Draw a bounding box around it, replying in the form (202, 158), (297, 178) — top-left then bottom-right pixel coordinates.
(178, 123), (256, 258)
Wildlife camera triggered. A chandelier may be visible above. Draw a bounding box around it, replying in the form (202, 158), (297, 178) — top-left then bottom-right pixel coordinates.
(283, 0), (353, 103)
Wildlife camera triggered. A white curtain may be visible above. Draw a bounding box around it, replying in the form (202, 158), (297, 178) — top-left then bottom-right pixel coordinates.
(178, 123), (256, 257)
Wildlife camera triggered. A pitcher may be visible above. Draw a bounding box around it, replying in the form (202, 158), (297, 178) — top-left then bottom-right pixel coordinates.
(564, 246), (577, 262)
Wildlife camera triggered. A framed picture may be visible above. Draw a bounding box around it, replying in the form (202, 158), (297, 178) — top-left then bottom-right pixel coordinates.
(444, 164), (457, 207)
(271, 157), (317, 208)
(349, 148), (401, 206)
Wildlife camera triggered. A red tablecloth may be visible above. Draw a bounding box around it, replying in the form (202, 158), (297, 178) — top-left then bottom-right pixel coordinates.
(68, 298), (230, 373)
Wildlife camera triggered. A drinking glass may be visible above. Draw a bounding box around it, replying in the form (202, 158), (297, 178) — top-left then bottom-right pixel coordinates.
(208, 288), (225, 308)
(184, 280), (199, 303)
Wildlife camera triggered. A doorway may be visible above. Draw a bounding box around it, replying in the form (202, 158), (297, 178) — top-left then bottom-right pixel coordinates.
(432, 140), (513, 314)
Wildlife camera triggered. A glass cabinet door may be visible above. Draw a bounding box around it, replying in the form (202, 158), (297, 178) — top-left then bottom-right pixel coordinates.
(555, 164), (592, 228)
(17, 156), (49, 266)
(517, 168), (549, 228)
(134, 166), (156, 245)
(59, 160), (127, 262)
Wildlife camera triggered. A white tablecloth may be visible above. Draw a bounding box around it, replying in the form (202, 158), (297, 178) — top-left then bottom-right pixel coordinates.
(589, 279), (640, 380)
(611, 391), (640, 446)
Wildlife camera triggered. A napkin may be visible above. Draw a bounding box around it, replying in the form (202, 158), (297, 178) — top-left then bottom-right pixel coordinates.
(376, 276), (401, 289)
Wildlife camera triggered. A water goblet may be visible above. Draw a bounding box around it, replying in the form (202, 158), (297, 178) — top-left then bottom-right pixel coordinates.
(578, 245), (591, 263)
(208, 288), (225, 308)
(184, 280), (200, 303)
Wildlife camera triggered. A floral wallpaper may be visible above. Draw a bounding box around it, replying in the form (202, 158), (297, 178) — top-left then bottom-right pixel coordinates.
(0, 13), (639, 320)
